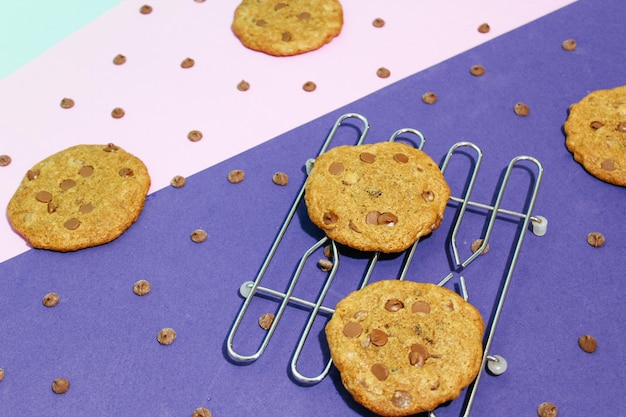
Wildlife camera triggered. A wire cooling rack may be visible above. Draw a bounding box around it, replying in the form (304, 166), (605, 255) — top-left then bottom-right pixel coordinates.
(226, 113), (546, 417)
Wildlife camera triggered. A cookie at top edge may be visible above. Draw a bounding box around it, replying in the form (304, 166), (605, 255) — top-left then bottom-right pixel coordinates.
(304, 142), (450, 253)
(231, 0), (344, 57)
(6, 144), (151, 252)
(564, 84), (626, 187)
(325, 280), (484, 416)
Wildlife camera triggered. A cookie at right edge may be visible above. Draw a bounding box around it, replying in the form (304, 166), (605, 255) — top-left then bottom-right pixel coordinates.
(304, 142), (450, 253)
(564, 85), (626, 187)
(326, 280), (484, 416)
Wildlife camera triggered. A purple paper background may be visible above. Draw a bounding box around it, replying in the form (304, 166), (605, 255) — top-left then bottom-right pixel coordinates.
(1, 0), (625, 416)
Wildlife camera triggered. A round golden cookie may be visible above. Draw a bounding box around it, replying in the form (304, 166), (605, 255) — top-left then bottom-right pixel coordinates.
(304, 142), (450, 253)
(326, 280), (484, 416)
(7, 144), (150, 252)
(231, 0), (343, 57)
(564, 85), (626, 187)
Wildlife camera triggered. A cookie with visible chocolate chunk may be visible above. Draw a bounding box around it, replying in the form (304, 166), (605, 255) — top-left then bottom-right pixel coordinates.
(564, 85), (626, 187)
(231, 0), (343, 57)
(326, 280), (484, 416)
(304, 141), (450, 253)
(7, 144), (150, 252)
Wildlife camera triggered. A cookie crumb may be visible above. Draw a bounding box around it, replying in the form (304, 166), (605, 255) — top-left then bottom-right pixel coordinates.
(60, 98), (75, 109)
(372, 18), (385, 28)
(42, 292), (60, 307)
(187, 130), (203, 142)
(190, 229), (208, 243)
(470, 65), (485, 76)
(171, 175), (186, 188)
(477, 23), (490, 33)
(52, 378), (70, 394)
(470, 239), (489, 255)
(376, 67), (391, 79)
(258, 313), (275, 330)
(586, 232), (605, 247)
(537, 401), (558, 417)
(318, 258), (333, 272)
(192, 408), (212, 417)
(421, 92), (438, 104)
(180, 57), (195, 69)
(323, 244), (333, 259)
(139, 5), (153, 14)
(157, 327), (176, 345)
(578, 334), (597, 353)
(111, 107), (125, 119)
(227, 169), (245, 184)
(237, 80), (250, 91)
(272, 172), (289, 186)
(113, 54), (127, 65)
(514, 102), (530, 116)
(303, 81), (317, 92)
(133, 279), (151, 296)
(0, 155), (11, 167)
(561, 38), (577, 51)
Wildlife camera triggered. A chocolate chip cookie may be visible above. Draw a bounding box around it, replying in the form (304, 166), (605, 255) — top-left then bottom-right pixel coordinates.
(326, 280), (484, 416)
(7, 144), (150, 251)
(564, 85), (626, 187)
(304, 141), (450, 253)
(231, 0), (343, 56)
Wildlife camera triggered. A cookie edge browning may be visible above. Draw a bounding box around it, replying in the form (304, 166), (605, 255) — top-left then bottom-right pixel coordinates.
(326, 280), (485, 416)
(231, 0), (344, 57)
(564, 85), (626, 187)
(6, 144), (151, 252)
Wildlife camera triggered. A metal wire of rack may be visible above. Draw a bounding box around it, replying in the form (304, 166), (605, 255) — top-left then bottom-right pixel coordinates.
(226, 113), (546, 416)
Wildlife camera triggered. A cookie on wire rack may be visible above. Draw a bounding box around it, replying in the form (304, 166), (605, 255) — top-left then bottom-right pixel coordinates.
(304, 141), (450, 253)
(325, 280), (484, 416)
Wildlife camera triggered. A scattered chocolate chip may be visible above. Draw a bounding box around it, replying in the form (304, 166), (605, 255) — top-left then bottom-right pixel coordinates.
(618, 121), (626, 132)
(323, 245), (333, 259)
(421, 92), (437, 104)
(60, 98), (75, 109)
(590, 121), (604, 130)
(384, 299), (404, 312)
(366, 211), (380, 225)
(323, 211), (338, 225)
(477, 23), (490, 33)
(537, 401), (558, 417)
(255, 19), (268, 27)
(157, 327), (176, 345)
(237, 80), (250, 91)
(421, 190), (435, 202)
(187, 406), (213, 417)
(409, 343), (429, 367)
(27, 169), (40, 180)
(393, 153), (409, 163)
(372, 18), (385, 28)
(470, 239), (489, 255)
(274, 2), (288, 11)
(470, 65), (485, 76)
(561, 39), (577, 51)
(376, 67), (391, 79)
(190, 229), (208, 243)
(303, 81), (317, 92)
(297, 12), (310, 20)
(171, 175), (186, 188)
(258, 313), (275, 330)
(103, 143), (120, 152)
(187, 130), (203, 142)
(360, 152), (377, 163)
(79, 166), (94, 177)
(318, 259), (333, 272)
(139, 5), (153, 14)
(48, 202), (56, 213)
(391, 390), (411, 408)
(412, 301), (430, 314)
(192, 407), (212, 417)
(281, 32), (292, 42)
(36, 191), (53, 203)
(111, 107), (125, 119)
(378, 212), (397, 225)
(79, 203), (94, 214)
(578, 334), (597, 353)
(227, 169), (245, 183)
(370, 329), (388, 346)
(60, 179), (76, 190)
(119, 167), (134, 177)
(113, 54), (127, 65)
(600, 159), (616, 171)
(586, 232), (605, 247)
(272, 172), (289, 186)
(133, 279), (151, 296)
(514, 102), (530, 116)
(52, 378), (70, 394)
(328, 161), (344, 175)
(0, 155), (11, 167)
(343, 321), (362, 338)
(42, 292), (59, 307)
(180, 57), (195, 69)
(371, 363), (389, 381)
(64, 218), (81, 230)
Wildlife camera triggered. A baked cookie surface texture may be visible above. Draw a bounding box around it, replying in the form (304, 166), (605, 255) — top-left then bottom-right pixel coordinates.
(7, 144), (150, 252)
(304, 142), (450, 253)
(326, 280), (484, 416)
(564, 84), (626, 187)
(231, 0), (344, 57)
